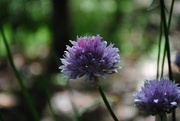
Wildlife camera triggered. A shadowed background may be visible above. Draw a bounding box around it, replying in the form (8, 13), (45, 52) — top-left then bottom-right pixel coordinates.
(0, 0), (180, 121)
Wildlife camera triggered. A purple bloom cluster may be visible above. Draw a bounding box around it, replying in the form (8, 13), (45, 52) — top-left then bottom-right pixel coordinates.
(174, 52), (180, 70)
(60, 35), (120, 81)
(134, 78), (180, 116)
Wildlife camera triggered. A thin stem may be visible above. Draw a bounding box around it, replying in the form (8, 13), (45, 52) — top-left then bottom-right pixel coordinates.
(0, 25), (40, 121)
(45, 87), (58, 121)
(160, 0), (174, 80)
(160, 1), (175, 121)
(160, 0), (175, 78)
(160, 0), (175, 79)
(98, 85), (119, 121)
(42, 76), (58, 121)
(160, 0), (173, 80)
(155, 115), (167, 121)
(157, 20), (163, 79)
(167, 0), (176, 120)
(67, 83), (80, 121)
(168, 0), (175, 30)
(161, 43), (166, 78)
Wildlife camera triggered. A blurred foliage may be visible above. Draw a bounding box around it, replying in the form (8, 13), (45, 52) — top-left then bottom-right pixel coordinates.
(1, 0), (180, 121)
(69, 0), (159, 59)
(0, 0), (160, 60)
(0, 0), (52, 58)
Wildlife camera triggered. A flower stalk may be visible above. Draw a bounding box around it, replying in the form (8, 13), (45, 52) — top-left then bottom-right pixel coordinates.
(160, 0), (176, 120)
(98, 84), (119, 121)
(155, 115), (167, 121)
(160, 0), (173, 81)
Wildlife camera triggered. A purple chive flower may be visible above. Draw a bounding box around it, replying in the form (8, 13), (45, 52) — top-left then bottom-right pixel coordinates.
(174, 52), (180, 70)
(133, 78), (180, 116)
(59, 35), (120, 81)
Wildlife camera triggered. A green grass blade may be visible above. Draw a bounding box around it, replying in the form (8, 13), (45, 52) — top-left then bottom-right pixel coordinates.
(0, 25), (40, 121)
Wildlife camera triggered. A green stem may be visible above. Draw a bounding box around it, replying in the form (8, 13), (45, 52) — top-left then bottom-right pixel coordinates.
(160, 1), (175, 121)
(45, 87), (58, 121)
(157, 20), (163, 79)
(155, 115), (167, 121)
(0, 26), (40, 121)
(160, 0), (173, 80)
(167, 0), (176, 120)
(160, 0), (175, 79)
(67, 83), (80, 121)
(98, 85), (119, 121)
(161, 0), (175, 78)
(168, 0), (175, 31)
(161, 43), (166, 78)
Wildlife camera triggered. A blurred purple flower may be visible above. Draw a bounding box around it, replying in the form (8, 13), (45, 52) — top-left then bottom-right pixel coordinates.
(174, 52), (180, 70)
(59, 35), (120, 81)
(133, 78), (180, 116)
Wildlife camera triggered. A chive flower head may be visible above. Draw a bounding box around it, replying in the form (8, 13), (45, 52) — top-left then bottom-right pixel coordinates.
(133, 78), (180, 116)
(59, 35), (120, 81)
